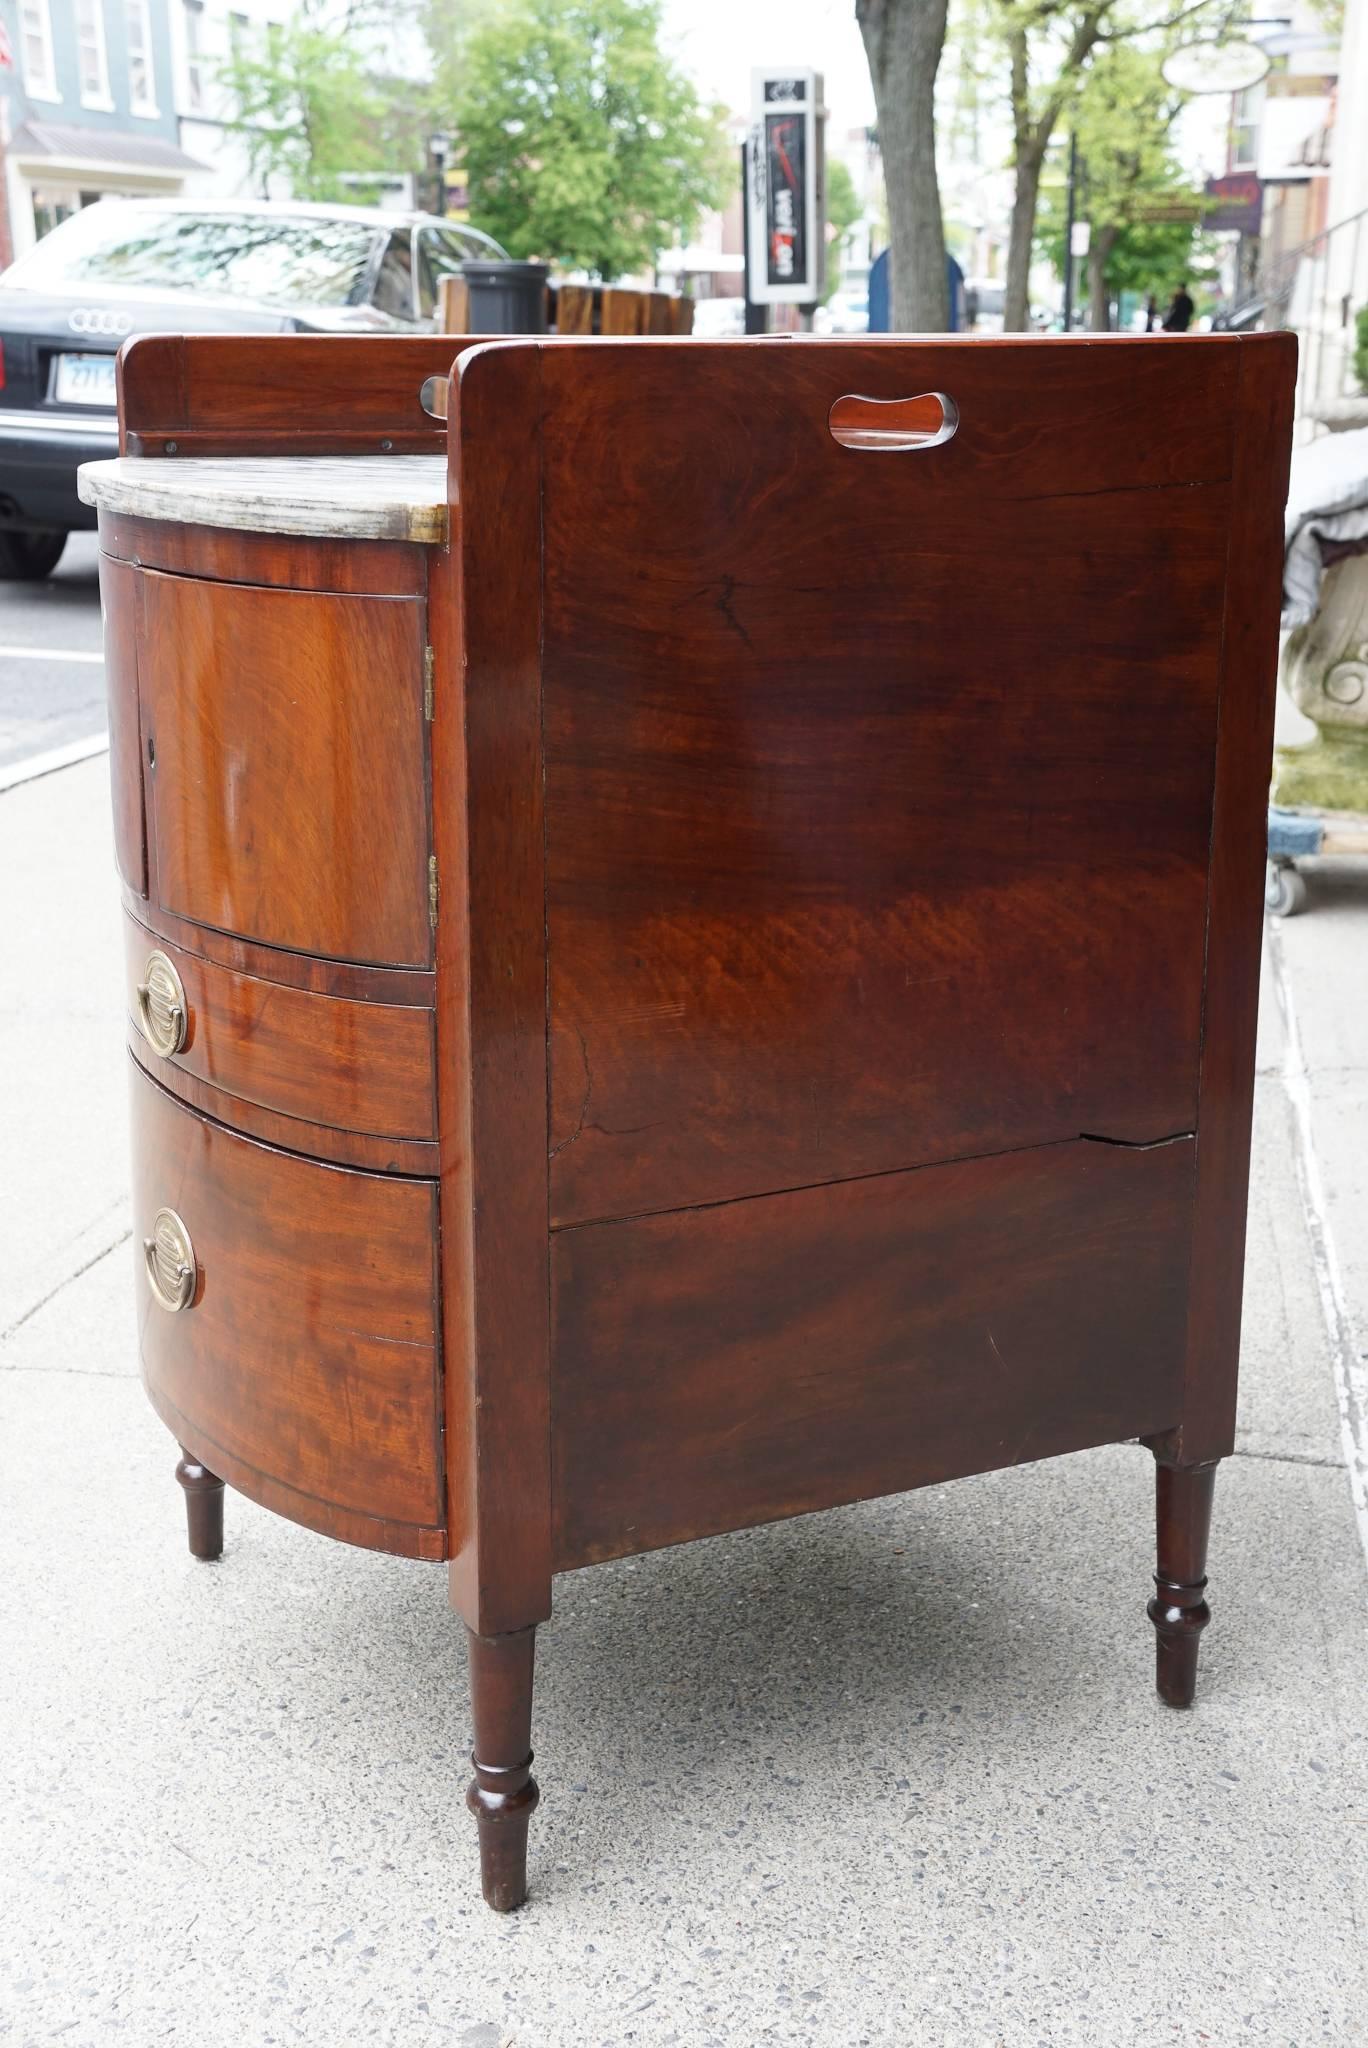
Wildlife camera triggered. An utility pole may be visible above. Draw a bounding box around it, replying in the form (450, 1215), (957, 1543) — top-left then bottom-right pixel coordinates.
(1061, 130), (1078, 332)
(740, 142), (767, 334)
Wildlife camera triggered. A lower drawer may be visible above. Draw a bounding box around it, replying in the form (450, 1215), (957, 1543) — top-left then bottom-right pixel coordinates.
(551, 1133), (1196, 1567)
(130, 1061), (444, 1557)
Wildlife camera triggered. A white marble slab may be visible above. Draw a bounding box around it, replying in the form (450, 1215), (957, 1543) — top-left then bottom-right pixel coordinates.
(76, 454), (449, 544)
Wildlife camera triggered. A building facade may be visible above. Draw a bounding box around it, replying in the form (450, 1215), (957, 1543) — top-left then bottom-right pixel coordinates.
(0, 0), (210, 262)
(0, 0), (298, 267)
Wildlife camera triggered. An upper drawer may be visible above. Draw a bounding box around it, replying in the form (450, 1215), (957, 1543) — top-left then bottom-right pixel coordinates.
(136, 569), (431, 966)
(124, 912), (435, 1141)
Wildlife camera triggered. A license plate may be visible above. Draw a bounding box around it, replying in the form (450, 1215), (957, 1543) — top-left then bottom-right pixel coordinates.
(53, 352), (117, 408)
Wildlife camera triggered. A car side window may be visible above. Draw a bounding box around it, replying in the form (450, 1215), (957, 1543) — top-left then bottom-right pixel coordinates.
(372, 230), (416, 321)
(416, 226), (474, 319)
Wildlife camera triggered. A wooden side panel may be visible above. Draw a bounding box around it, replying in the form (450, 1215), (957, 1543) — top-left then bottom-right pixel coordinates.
(96, 549), (146, 895)
(122, 913), (436, 1139)
(130, 1061), (444, 1550)
(1164, 332), (1298, 1463)
(539, 339), (1240, 1226)
(438, 343), (553, 1634)
(551, 1135), (1196, 1567)
(136, 571), (431, 966)
(117, 333), (473, 456)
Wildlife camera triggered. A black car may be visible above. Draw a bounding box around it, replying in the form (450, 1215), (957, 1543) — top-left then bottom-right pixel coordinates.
(0, 198), (507, 579)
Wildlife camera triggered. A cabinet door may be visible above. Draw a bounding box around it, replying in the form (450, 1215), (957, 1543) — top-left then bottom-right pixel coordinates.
(137, 570), (431, 966)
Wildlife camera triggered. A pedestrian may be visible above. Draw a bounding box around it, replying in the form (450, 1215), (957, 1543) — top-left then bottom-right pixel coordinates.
(1161, 281), (1195, 333)
(1144, 293), (1159, 332)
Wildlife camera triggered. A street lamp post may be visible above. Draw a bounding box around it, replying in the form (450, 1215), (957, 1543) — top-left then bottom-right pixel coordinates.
(428, 132), (451, 219)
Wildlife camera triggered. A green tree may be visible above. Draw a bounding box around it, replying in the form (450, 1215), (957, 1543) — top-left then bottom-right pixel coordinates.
(442, 0), (728, 278)
(985, 0), (1242, 329)
(823, 159), (863, 303)
(1034, 41), (1203, 327)
(219, 1), (390, 200)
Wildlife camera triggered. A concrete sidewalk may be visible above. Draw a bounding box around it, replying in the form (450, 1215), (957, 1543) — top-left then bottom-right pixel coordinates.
(3, 758), (1367, 2048)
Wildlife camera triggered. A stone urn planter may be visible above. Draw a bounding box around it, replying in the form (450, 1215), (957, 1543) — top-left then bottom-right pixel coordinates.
(1273, 545), (1368, 812)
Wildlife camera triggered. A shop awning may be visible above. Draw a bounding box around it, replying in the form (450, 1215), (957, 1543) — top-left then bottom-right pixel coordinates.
(8, 121), (208, 176)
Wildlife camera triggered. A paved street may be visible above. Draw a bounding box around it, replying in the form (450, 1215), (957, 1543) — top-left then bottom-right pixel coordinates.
(0, 535), (106, 781)
(2, 750), (1367, 2044)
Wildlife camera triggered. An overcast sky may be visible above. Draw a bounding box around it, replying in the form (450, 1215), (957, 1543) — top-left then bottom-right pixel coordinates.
(657, 1), (1229, 183)
(660, 0), (877, 134)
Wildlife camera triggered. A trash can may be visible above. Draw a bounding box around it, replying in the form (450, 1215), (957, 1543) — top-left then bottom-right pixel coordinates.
(460, 260), (550, 335)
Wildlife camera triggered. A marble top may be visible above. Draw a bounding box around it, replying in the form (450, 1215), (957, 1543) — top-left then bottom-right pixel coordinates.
(76, 455), (449, 544)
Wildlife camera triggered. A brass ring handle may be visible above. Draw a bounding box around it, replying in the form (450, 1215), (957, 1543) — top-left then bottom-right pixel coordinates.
(144, 1208), (197, 1312)
(136, 950), (188, 1057)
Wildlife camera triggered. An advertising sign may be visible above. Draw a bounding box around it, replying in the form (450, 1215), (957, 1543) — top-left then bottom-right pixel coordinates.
(1202, 173), (1263, 236)
(746, 70), (825, 306)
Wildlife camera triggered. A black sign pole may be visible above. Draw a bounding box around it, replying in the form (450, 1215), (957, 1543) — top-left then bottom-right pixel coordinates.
(741, 141), (767, 334)
(1062, 130), (1078, 332)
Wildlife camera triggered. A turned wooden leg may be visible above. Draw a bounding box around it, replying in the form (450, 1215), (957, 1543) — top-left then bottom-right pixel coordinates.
(1149, 1458), (1219, 1708)
(465, 1625), (539, 1912)
(175, 1446), (225, 1561)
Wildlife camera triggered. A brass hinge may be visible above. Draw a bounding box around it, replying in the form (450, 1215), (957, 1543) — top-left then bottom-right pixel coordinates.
(428, 853), (439, 930)
(423, 646), (435, 721)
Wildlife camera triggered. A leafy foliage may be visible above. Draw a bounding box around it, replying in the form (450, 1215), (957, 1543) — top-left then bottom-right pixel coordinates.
(442, 0), (728, 278)
(1356, 304), (1368, 392)
(1033, 41), (1208, 323)
(823, 159), (863, 304)
(219, 2), (391, 200)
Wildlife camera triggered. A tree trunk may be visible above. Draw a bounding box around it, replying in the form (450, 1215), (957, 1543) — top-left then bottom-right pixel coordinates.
(1004, 145), (1043, 333)
(1002, 9), (1107, 332)
(858, 0), (950, 331)
(1088, 227), (1118, 330)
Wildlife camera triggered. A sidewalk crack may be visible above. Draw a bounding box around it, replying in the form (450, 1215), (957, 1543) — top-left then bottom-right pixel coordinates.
(0, 1228), (132, 1346)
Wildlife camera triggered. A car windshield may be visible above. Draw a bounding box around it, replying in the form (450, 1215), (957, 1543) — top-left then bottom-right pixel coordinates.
(4, 207), (378, 309)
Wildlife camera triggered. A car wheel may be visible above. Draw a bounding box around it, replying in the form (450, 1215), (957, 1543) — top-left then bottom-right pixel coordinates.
(0, 529), (69, 580)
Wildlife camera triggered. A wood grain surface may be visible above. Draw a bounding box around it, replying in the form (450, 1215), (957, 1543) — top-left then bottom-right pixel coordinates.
(551, 1133), (1196, 1566)
(438, 342), (553, 1635)
(536, 339), (1240, 1226)
(117, 333), (474, 457)
(135, 569), (431, 965)
(129, 1060), (444, 1546)
(126, 1028), (438, 1176)
(97, 509), (429, 595)
(1166, 331), (1298, 1462)
(123, 912), (436, 1139)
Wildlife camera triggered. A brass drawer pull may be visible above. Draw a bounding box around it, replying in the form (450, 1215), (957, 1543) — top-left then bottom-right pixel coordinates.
(136, 950), (188, 1057)
(144, 1207), (197, 1312)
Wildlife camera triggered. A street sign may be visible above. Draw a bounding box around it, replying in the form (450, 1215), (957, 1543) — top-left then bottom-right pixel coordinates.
(1202, 173), (1263, 235)
(1070, 221), (1091, 258)
(746, 69), (826, 306)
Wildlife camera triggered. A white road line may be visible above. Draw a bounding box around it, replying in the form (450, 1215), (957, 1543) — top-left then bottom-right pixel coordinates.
(1267, 914), (1368, 1575)
(0, 645), (104, 663)
(0, 732), (110, 793)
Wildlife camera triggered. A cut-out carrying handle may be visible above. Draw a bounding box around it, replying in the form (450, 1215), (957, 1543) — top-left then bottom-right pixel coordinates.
(828, 391), (958, 452)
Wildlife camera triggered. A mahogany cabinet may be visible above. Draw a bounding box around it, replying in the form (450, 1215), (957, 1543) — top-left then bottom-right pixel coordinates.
(80, 330), (1296, 1912)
